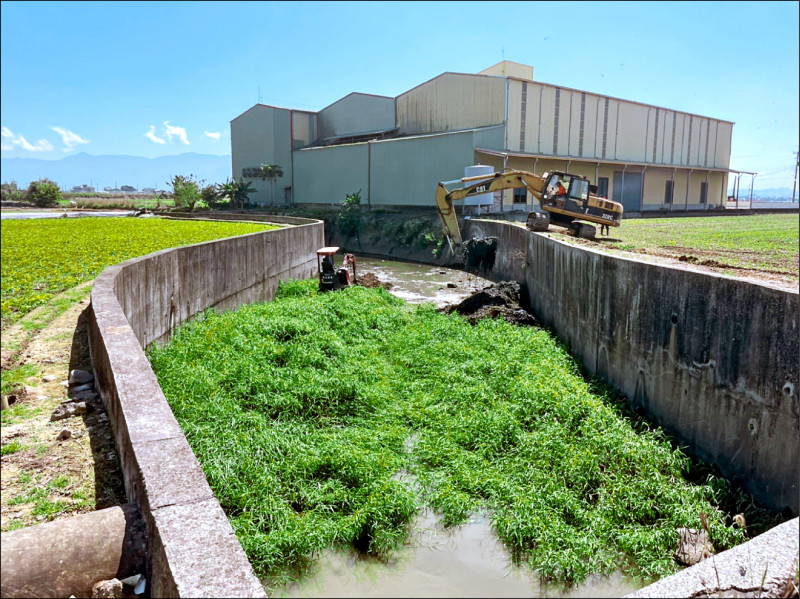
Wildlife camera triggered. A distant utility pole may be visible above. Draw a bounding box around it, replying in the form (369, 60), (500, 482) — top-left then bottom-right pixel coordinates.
(792, 151), (799, 203)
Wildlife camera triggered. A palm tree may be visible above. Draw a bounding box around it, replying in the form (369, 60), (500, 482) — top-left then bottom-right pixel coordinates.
(219, 178), (254, 209)
(257, 164), (284, 207)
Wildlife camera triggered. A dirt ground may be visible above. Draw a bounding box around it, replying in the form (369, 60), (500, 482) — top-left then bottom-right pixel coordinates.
(539, 223), (798, 292)
(1, 291), (126, 532)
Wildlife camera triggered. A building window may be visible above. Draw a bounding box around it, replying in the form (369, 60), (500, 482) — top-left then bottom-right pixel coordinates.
(597, 177), (609, 198)
(513, 188), (527, 205)
(665, 180), (673, 204)
(700, 182), (708, 204)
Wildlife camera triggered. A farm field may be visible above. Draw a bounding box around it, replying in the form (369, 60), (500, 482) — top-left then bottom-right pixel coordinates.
(544, 213), (799, 288)
(0, 217), (278, 329)
(149, 280), (781, 590)
(0, 217), (279, 531)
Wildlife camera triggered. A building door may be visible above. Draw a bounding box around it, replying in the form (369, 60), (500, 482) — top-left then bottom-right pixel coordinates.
(612, 171), (643, 212)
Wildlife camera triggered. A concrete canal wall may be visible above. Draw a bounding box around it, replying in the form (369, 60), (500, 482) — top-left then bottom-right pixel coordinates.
(463, 219), (799, 516)
(86, 217), (324, 597)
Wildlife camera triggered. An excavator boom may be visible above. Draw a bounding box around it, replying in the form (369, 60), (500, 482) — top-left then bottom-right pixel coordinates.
(435, 171), (546, 250)
(435, 169), (623, 252)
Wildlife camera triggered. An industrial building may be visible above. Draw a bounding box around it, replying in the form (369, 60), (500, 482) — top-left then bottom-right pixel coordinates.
(230, 61), (743, 214)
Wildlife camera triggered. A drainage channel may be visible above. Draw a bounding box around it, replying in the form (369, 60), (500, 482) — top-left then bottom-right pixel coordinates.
(266, 257), (642, 598)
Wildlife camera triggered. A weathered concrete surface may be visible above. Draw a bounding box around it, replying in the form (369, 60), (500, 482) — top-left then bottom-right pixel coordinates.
(87, 220), (324, 597)
(0, 503), (146, 598)
(626, 517), (799, 598)
(463, 219), (799, 516)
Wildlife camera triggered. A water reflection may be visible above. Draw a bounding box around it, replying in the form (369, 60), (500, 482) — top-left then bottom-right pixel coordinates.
(271, 509), (640, 598)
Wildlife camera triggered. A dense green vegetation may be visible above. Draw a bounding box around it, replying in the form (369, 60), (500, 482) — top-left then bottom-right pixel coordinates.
(0, 218), (278, 328)
(615, 214), (798, 275)
(149, 280), (773, 587)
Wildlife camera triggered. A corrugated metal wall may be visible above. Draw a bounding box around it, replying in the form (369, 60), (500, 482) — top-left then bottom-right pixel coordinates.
(506, 79), (733, 170)
(293, 143), (369, 206)
(294, 129), (482, 206)
(230, 105), (293, 205)
(396, 73), (505, 135)
(318, 93), (395, 140)
(292, 110), (317, 149)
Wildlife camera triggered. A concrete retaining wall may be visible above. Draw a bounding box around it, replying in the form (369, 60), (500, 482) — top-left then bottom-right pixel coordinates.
(87, 218), (324, 597)
(463, 219), (799, 515)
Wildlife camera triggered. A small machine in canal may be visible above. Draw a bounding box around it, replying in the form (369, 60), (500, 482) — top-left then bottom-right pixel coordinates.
(316, 246), (357, 292)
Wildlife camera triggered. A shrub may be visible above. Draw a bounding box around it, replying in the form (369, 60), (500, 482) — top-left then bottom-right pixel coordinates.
(201, 184), (222, 208)
(168, 174), (203, 211)
(25, 179), (61, 207)
(1, 180), (24, 203)
(336, 190), (363, 248)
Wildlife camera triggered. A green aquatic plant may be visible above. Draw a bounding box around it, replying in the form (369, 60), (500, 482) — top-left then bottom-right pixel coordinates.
(150, 280), (770, 585)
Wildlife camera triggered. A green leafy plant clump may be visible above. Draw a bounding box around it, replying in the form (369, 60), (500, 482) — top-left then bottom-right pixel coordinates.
(0, 218), (278, 328)
(149, 280), (768, 586)
(25, 178), (62, 207)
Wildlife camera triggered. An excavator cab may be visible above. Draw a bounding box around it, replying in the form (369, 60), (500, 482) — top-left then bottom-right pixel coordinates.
(541, 172), (592, 219)
(317, 247), (357, 292)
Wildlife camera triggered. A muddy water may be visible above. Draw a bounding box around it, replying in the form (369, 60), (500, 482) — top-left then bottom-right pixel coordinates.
(268, 257), (643, 598)
(352, 256), (495, 309)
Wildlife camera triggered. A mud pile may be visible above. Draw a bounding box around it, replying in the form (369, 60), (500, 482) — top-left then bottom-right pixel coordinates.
(442, 281), (538, 327)
(357, 272), (394, 290)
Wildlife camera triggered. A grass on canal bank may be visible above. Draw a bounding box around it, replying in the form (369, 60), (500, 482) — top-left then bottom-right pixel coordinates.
(148, 279), (782, 587)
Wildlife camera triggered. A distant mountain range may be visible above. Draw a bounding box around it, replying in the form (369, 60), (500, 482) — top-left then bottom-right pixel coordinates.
(742, 187), (795, 201)
(1, 152), (232, 191)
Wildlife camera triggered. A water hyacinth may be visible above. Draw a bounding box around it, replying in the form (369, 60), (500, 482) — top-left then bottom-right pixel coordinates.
(149, 279), (778, 585)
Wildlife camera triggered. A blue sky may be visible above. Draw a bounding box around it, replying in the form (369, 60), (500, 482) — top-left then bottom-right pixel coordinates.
(1, 0), (798, 189)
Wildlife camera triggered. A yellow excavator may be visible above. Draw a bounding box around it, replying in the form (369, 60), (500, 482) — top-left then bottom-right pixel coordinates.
(435, 169), (624, 253)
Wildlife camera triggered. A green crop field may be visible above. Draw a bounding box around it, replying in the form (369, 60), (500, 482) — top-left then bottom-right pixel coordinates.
(149, 280), (779, 587)
(0, 218), (278, 328)
(613, 214), (799, 275)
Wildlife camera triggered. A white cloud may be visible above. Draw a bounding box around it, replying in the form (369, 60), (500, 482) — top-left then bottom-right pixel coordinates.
(1, 143), (12, 151)
(163, 121), (189, 145)
(204, 131), (221, 141)
(145, 125), (166, 144)
(0, 127), (53, 152)
(51, 126), (89, 151)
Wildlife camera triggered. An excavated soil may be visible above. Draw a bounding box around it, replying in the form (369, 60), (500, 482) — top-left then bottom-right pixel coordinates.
(356, 271), (393, 290)
(442, 281), (538, 327)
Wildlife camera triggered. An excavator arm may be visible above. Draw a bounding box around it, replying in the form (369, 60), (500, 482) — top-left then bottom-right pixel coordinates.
(435, 168), (623, 253)
(435, 170), (547, 250)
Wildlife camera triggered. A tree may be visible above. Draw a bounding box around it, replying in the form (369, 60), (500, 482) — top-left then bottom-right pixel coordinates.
(336, 189), (363, 250)
(168, 174), (203, 211)
(218, 178), (254, 210)
(26, 178), (62, 207)
(256, 164), (284, 207)
(1, 180), (23, 203)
